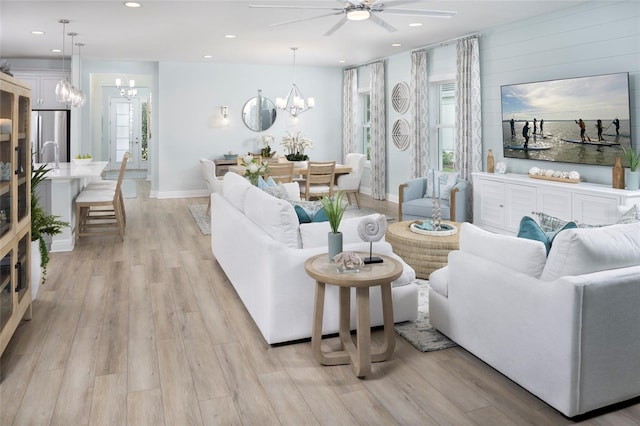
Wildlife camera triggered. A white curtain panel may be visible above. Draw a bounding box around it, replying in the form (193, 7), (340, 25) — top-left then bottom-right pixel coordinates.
(370, 61), (386, 200)
(455, 36), (482, 221)
(342, 68), (358, 161)
(410, 49), (429, 179)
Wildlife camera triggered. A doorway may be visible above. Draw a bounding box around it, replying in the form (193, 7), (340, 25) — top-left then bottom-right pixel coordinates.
(108, 96), (147, 171)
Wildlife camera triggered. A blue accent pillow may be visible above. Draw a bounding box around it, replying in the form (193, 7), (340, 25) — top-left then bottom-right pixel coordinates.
(517, 216), (576, 255)
(294, 204), (313, 223)
(257, 175), (276, 189)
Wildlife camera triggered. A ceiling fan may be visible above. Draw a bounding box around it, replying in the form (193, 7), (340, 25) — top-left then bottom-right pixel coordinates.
(249, 0), (457, 36)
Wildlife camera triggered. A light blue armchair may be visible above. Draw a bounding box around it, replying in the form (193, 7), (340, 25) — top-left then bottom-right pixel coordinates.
(398, 171), (468, 222)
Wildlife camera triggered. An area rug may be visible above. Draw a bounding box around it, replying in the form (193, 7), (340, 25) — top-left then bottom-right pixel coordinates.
(188, 204), (211, 235)
(394, 279), (458, 352)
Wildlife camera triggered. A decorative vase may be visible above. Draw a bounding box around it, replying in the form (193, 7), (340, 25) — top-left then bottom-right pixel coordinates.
(327, 232), (343, 261)
(293, 160), (308, 169)
(487, 149), (495, 173)
(612, 157), (625, 189)
(30, 240), (41, 300)
(626, 169), (640, 190)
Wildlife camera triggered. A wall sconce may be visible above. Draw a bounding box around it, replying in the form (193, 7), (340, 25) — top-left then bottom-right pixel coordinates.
(220, 105), (229, 126)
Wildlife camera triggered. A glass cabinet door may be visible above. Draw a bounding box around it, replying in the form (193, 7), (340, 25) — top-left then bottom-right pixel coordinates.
(16, 233), (28, 302)
(0, 250), (12, 333)
(0, 89), (13, 237)
(16, 95), (29, 222)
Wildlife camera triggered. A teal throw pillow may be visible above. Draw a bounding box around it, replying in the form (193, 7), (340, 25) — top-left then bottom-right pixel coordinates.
(294, 204), (313, 223)
(517, 216), (576, 255)
(292, 201), (329, 223)
(312, 207), (329, 223)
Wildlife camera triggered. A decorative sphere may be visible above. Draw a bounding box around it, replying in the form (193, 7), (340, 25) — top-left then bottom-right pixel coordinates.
(545, 169), (554, 177)
(569, 171), (580, 180)
(529, 167), (540, 175)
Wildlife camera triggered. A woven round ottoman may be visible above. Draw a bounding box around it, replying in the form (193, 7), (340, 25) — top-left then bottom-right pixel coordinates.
(385, 220), (461, 279)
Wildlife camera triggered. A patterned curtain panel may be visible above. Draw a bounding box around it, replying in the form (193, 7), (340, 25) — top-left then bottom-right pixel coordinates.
(342, 68), (358, 161)
(410, 49), (429, 179)
(370, 61), (386, 200)
(455, 36), (482, 221)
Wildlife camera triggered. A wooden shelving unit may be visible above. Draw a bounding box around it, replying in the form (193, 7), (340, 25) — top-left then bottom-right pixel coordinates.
(0, 72), (32, 359)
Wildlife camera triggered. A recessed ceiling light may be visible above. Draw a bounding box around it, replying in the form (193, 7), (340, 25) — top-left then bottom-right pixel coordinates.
(203, 55), (213, 59)
(391, 43), (402, 47)
(409, 22), (423, 27)
(31, 30), (45, 35)
(51, 49), (61, 53)
(338, 60), (345, 64)
(224, 34), (236, 39)
(124, 2), (141, 7)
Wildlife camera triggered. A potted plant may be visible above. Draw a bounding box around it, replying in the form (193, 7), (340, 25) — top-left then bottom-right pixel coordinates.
(622, 146), (640, 190)
(281, 131), (313, 164)
(31, 164), (69, 297)
(320, 190), (347, 260)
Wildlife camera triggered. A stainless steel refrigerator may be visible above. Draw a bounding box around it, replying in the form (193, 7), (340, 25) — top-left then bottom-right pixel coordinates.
(30, 110), (70, 163)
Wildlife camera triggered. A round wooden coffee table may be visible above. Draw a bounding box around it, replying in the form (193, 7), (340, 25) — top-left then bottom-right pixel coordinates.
(304, 252), (402, 377)
(385, 220), (460, 279)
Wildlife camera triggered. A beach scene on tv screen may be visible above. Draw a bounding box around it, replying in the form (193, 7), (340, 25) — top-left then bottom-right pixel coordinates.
(501, 72), (631, 167)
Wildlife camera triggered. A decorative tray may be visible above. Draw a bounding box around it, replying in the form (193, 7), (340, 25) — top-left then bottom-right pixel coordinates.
(409, 221), (458, 237)
(528, 174), (580, 184)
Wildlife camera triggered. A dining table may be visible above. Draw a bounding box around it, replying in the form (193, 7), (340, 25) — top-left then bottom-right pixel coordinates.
(228, 163), (352, 183)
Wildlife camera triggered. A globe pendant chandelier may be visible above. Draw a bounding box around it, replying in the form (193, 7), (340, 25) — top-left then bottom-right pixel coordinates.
(54, 19), (84, 107)
(276, 47), (315, 117)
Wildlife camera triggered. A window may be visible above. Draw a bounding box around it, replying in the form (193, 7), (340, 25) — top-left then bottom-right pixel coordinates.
(362, 92), (371, 160)
(436, 82), (456, 171)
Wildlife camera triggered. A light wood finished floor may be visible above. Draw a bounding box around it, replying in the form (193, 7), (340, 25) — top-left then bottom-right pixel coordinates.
(1, 180), (639, 425)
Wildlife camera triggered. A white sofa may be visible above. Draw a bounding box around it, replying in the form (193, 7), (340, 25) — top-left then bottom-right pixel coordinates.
(211, 171), (418, 344)
(429, 221), (640, 417)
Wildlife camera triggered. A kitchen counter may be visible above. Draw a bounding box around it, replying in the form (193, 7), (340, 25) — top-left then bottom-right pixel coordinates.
(35, 161), (109, 180)
(35, 161), (109, 252)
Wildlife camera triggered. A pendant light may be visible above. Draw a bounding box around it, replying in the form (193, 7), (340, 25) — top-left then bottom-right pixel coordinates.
(276, 47), (315, 117)
(54, 19), (71, 103)
(75, 42), (86, 107)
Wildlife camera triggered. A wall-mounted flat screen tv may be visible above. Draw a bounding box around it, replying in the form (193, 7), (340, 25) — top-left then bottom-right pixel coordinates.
(501, 72), (632, 167)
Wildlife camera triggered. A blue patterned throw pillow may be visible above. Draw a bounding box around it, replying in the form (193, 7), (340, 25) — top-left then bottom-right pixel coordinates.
(518, 216), (576, 255)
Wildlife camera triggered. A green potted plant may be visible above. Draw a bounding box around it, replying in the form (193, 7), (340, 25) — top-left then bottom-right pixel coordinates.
(622, 146), (640, 190)
(320, 190), (347, 260)
(31, 164), (69, 296)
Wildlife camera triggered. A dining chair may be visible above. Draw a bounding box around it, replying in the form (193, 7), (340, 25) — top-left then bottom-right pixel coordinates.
(200, 158), (224, 214)
(74, 152), (129, 242)
(299, 161), (336, 201)
(263, 162), (294, 183)
(337, 153), (366, 208)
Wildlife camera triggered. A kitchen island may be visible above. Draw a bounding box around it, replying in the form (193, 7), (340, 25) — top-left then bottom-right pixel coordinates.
(35, 161), (109, 252)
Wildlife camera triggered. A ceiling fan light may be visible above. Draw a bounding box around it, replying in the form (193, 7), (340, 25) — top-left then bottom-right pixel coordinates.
(347, 10), (370, 21)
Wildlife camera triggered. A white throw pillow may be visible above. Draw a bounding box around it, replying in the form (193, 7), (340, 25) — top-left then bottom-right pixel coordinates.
(540, 222), (640, 282)
(243, 185), (299, 249)
(300, 214), (380, 248)
(223, 171), (252, 213)
(459, 222), (547, 278)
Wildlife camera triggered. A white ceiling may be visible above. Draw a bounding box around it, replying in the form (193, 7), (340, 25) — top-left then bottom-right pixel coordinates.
(1, 0), (586, 67)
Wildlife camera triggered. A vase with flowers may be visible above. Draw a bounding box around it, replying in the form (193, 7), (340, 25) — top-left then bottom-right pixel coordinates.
(257, 134), (275, 158)
(281, 131), (313, 163)
(241, 154), (269, 185)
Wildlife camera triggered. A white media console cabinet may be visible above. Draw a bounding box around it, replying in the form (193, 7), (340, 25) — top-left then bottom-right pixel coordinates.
(472, 172), (640, 235)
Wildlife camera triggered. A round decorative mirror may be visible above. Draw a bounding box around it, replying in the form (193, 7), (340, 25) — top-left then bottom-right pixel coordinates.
(242, 90), (277, 132)
(392, 82), (410, 114)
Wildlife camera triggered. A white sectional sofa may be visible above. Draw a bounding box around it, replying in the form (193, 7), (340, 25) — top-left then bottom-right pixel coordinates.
(211, 171), (418, 344)
(429, 221), (640, 417)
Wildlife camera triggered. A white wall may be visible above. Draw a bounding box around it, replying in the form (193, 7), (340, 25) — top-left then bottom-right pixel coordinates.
(479, 0), (639, 185)
(155, 62), (342, 198)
